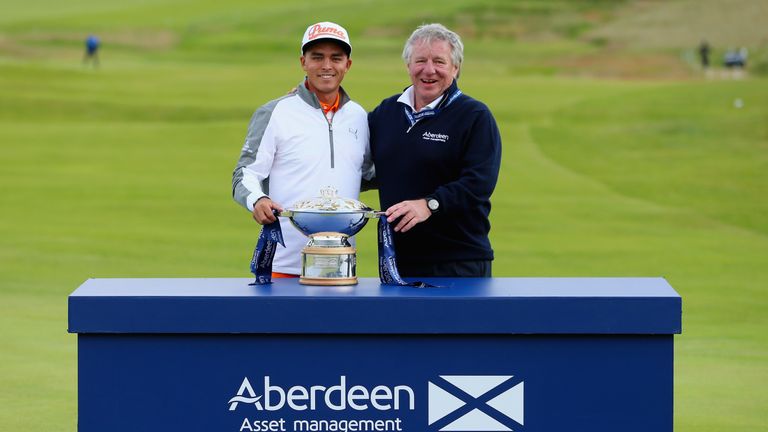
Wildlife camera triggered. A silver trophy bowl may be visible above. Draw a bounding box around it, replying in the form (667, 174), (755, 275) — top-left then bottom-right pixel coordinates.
(279, 209), (374, 236)
(278, 188), (380, 235)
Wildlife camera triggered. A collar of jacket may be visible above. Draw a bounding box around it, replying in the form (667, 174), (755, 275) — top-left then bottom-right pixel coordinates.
(400, 79), (460, 112)
(297, 79), (351, 110)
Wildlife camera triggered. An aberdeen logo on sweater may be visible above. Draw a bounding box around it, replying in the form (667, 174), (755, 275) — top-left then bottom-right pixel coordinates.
(423, 131), (449, 143)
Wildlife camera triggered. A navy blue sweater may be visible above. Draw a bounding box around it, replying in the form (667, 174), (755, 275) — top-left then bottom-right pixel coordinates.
(369, 81), (502, 265)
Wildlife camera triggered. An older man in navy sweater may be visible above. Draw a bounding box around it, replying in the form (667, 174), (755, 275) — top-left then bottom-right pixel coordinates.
(369, 24), (502, 277)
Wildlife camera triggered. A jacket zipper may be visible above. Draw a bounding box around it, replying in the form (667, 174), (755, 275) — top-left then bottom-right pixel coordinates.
(326, 117), (334, 169)
(315, 90), (336, 168)
(328, 121), (334, 168)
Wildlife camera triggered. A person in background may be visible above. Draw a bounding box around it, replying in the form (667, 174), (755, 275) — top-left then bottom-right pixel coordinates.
(83, 34), (100, 67)
(698, 39), (710, 69)
(232, 22), (373, 278)
(368, 23), (502, 278)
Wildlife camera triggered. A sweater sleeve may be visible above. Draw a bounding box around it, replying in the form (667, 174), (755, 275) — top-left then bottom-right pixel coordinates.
(432, 106), (502, 213)
(231, 99), (281, 211)
(361, 109), (378, 191)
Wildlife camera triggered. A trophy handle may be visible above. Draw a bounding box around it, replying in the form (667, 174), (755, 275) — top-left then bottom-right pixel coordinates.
(277, 209), (380, 218)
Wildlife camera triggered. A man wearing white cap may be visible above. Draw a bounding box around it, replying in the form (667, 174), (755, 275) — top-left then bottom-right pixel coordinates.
(232, 22), (373, 278)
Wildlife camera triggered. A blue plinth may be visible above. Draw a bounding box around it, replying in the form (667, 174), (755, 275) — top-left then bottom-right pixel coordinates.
(68, 277), (681, 432)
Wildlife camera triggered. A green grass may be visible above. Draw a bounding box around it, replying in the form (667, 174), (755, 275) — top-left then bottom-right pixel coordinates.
(1, 1), (767, 431)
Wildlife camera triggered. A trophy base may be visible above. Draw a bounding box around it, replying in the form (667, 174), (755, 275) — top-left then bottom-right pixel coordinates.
(300, 232), (357, 286)
(299, 276), (358, 286)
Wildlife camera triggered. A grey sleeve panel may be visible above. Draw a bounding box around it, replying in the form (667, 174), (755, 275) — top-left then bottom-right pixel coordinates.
(231, 97), (285, 210)
(361, 142), (375, 182)
(361, 123), (376, 189)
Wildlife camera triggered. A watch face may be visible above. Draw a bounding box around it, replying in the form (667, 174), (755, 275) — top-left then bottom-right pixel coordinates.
(428, 199), (439, 211)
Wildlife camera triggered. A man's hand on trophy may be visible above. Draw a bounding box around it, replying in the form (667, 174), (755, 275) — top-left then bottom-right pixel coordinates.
(386, 199), (431, 233)
(252, 197), (284, 224)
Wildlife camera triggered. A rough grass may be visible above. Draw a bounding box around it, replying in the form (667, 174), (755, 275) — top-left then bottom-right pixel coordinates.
(0, 1), (766, 431)
(588, 0), (768, 49)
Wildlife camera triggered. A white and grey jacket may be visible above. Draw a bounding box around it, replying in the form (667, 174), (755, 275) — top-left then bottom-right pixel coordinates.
(232, 82), (373, 274)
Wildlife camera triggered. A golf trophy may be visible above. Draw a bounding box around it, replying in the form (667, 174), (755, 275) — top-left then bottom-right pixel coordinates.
(278, 187), (380, 286)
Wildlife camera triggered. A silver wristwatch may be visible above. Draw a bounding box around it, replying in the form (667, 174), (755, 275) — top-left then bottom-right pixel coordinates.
(426, 196), (440, 213)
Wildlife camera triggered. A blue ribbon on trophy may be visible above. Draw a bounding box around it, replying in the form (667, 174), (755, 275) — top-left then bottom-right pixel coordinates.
(377, 215), (435, 288)
(248, 218), (285, 285)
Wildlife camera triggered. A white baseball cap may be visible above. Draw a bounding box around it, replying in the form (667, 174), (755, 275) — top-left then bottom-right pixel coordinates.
(301, 22), (351, 55)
